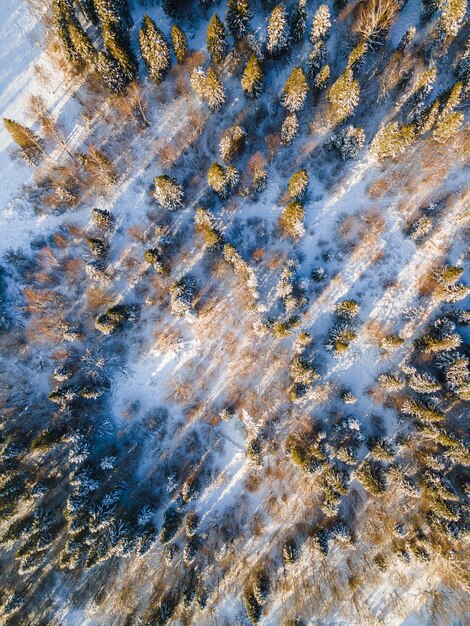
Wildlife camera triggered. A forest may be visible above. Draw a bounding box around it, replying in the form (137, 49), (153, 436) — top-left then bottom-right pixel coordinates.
(0, 0), (468, 624)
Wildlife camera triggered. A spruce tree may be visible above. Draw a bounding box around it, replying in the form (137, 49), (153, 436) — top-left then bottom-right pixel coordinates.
(311, 4), (331, 42)
(241, 54), (263, 97)
(281, 113), (299, 145)
(3, 118), (43, 165)
(267, 4), (290, 57)
(328, 69), (360, 123)
(282, 67), (309, 113)
(227, 0), (251, 40)
(207, 162), (228, 197)
(330, 125), (365, 159)
(220, 125), (246, 162)
(205, 67), (226, 110)
(190, 67), (207, 99)
(68, 22), (96, 65)
(290, 0), (307, 43)
(93, 0), (132, 35)
(171, 24), (187, 63)
(207, 14), (228, 65)
(154, 175), (185, 210)
(288, 169), (309, 200)
(279, 201), (305, 238)
(307, 41), (326, 78)
(315, 64), (330, 89)
(102, 26), (138, 82)
(52, 0), (82, 64)
(96, 51), (131, 93)
(138, 15), (171, 83)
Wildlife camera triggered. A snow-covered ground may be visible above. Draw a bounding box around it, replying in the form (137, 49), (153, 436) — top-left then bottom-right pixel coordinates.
(0, 1), (468, 625)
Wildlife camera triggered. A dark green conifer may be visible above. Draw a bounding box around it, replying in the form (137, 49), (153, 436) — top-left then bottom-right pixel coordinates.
(207, 14), (228, 65)
(138, 15), (171, 83)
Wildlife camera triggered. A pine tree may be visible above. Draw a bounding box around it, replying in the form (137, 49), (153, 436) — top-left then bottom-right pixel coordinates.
(267, 4), (290, 57)
(281, 113), (299, 145)
(311, 4), (331, 42)
(3, 118), (43, 165)
(207, 14), (228, 65)
(290, 0), (307, 43)
(96, 51), (131, 93)
(154, 175), (185, 210)
(205, 67), (226, 110)
(282, 67), (309, 113)
(226, 0), (251, 40)
(328, 69), (360, 123)
(171, 24), (187, 63)
(241, 54), (263, 98)
(138, 15), (171, 83)
(207, 162), (228, 197)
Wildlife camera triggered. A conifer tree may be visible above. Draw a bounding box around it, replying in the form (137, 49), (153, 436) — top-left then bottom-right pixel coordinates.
(311, 4), (331, 42)
(226, 0), (251, 41)
(290, 0), (307, 43)
(93, 0), (132, 35)
(138, 15), (171, 83)
(398, 26), (416, 50)
(205, 67), (226, 111)
(328, 68), (360, 123)
(52, 0), (82, 64)
(267, 4), (290, 57)
(282, 67), (309, 113)
(241, 54), (263, 98)
(315, 64), (330, 89)
(94, 0), (136, 83)
(207, 14), (228, 65)
(438, 0), (466, 40)
(207, 162), (228, 197)
(68, 21), (96, 65)
(79, 0), (99, 24)
(3, 118), (43, 165)
(281, 113), (299, 145)
(96, 50), (131, 93)
(307, 41), (326, 78)
(171, 24), (187, 63)
(330, 125), (365, 159)
(220, 125), (246, 162)
(190, 67), (207, 99)
(288, 169), (309, 200)
(279, 201), (305, 238)
(102, 26), (138, 82)
(154, 175), (185, 210)
(191, 66), (225, 111)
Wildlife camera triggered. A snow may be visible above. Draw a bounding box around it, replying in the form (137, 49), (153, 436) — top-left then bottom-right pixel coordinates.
(0, 1), (467, 625)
